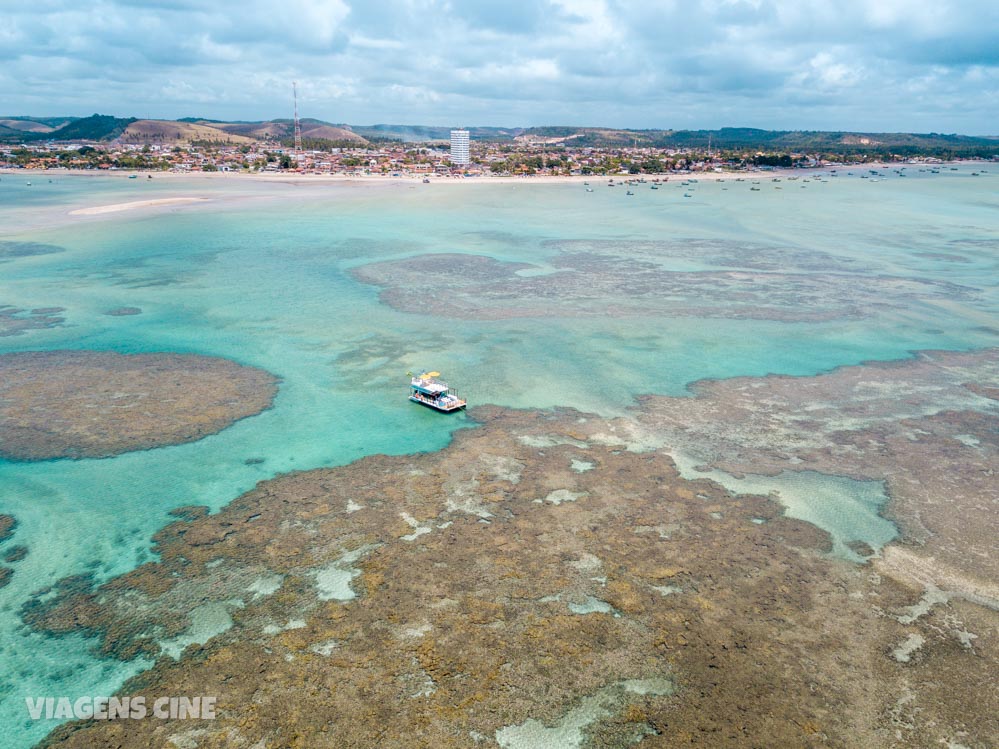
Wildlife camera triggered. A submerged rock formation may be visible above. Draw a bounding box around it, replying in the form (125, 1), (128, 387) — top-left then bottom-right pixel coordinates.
(0, 305), (66, 337)
(352, 244), (975, 324)
(0, 350), (278, 460)
(31, 356), (998, 748)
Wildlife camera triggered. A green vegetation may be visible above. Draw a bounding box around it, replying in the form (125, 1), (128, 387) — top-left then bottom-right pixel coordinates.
(1, 114), (137, 144)
(279, 137), (381, 151)
(753, 153), (795, 168)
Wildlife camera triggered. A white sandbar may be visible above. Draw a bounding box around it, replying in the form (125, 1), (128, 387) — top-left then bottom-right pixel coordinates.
(69, 197), (209, 215)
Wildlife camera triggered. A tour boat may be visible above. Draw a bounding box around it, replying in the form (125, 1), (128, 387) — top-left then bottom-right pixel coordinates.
(409, 372), (466, 413)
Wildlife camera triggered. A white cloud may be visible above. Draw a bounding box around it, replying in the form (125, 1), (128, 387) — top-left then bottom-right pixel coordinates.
(0, 0), (996, 132)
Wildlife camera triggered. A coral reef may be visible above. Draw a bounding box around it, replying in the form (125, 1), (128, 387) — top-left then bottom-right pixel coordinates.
(0, 351), (278, 460)
(0, 305), (65, 337)
(32, 382), (998, 747)
(352, 247), (974, 323)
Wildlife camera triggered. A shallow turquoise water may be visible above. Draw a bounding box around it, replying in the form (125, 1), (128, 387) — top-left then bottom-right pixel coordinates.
(0, 168), (997, 746)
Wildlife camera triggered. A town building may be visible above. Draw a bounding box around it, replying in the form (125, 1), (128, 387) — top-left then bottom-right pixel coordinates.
(449, 129), (470, 165)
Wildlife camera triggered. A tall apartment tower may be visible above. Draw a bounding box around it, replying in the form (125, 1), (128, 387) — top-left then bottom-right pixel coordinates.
(450, 129), (470, 165)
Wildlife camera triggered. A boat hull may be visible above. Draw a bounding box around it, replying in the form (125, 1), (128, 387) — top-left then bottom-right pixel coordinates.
(409, 395), (466, 413)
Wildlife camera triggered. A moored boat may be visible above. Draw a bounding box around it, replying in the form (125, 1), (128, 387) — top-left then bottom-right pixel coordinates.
(408, 371), (466, 413)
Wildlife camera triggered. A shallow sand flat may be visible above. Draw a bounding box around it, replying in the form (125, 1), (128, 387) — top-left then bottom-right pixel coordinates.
(68, 197), (210, 215)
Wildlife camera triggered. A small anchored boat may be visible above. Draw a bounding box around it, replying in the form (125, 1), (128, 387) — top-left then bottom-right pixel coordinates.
(409, 371), (466, 413)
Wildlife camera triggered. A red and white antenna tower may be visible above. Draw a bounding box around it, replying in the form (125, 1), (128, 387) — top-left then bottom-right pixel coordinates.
(292, 81), (303, 152)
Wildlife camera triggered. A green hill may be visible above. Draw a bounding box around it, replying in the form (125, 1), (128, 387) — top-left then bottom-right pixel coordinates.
(0, 114), (135, 143)
(519, 126), (999, 156)
(351, 125), (522, 142)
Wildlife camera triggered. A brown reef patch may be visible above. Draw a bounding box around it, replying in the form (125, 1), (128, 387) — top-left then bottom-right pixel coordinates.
(0, 513), (16, 543)
(31, 403), (996, 748)
(631, 348), (999, 607)
(0, 305), (66, 337)
(0, 350), (279, 460)
(103, 306), (143, 316)
(3, 544), (28, 563)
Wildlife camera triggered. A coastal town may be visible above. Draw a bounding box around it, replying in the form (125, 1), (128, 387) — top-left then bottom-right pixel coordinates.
(1, 128), (985, 178)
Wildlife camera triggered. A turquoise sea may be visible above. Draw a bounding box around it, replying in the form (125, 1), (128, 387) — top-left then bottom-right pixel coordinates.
(0, 167), (997, 746)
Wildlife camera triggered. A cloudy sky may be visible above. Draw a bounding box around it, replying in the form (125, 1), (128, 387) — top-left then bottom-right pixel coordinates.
(3, 0), (997, 133)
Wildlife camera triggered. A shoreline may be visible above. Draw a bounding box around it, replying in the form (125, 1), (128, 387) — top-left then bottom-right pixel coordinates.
(4, 160), (993, 189)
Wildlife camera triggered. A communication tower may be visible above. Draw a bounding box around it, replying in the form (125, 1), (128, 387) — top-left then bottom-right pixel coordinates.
(293, 81), (303, 152)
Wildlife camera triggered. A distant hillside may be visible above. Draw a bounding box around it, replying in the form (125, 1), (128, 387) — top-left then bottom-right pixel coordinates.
(3, 114), (995, 156)
(49, 114), (136, 142)
(519, 126), (999, 155)
(0, 114), (133, 143)
(0, 119), (56, 134)
(202, 118), (365, 144)
(0, 115), (368, 146)
(119, 120), (257, 145)
(351, 124), (522, 142)
(0, 116), (77, 133)
(301, 123), (367, 143)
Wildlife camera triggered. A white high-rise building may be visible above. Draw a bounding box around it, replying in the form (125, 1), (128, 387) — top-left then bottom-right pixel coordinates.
(450, 129), (470, 166)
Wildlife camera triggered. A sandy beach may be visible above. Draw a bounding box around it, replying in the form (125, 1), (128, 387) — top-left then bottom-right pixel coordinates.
(7, 166), (805, 189)
(67, 197), (211, 215)
(4, 162), (989, 194)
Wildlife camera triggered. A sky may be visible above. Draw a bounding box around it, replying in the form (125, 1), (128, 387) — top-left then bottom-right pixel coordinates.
(2, 0), (998, 133)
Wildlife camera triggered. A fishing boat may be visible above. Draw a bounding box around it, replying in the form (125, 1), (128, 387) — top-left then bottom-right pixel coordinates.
(408, 372), (466, 413)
